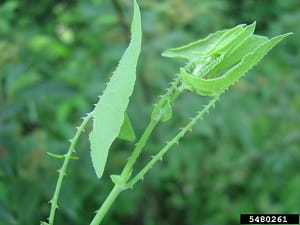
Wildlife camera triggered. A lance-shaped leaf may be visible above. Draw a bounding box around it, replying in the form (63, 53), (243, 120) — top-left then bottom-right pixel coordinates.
(161, 29), (228, 59)
(89, 0), (142, 179)
(181, 33), (292, 96)
(162, 23), (252, 60)
(162, 23), (257, 62)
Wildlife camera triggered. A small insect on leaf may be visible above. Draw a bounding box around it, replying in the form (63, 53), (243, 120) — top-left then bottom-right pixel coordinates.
(89, 0), (142, 179)
(182, 33), (292, 96)
(118, 113), (136, 142)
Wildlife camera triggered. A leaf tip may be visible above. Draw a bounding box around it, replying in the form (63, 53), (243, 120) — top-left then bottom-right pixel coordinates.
(161, 50), (171, 57)
(284, 32), (294, 36)
(248, 21), (256, 31)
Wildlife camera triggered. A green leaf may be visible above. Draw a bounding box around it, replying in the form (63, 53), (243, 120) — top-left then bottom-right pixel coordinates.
(182, 33), (292, 96)
(89, 0), (142, 179)
(118, 113), (136, 142)
(151, 100), (173, 122)
(162, 23), (253, 60)
(161, 100), (172, 122)
(187, 53), (224, 78)
(209, 35), (268, 75)
(182, 23), (257, 79)
(110, 170), (132, 188)
(207, 23), (247, 55)
(162, 23), (257, 63)
(161, 29), (228, 59)
(217, 22), (257, 57)
(110, 174), (125, 186)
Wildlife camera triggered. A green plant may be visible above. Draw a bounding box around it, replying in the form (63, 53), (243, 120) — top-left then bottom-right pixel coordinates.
(40, 1), (291, 225)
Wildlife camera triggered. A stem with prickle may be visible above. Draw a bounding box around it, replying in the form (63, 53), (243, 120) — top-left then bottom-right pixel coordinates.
(120, 75), (182, 180)
(46, 111), (94, 225)
(89, 95), (219, 225)
(89, 76), (183, 225)
(127, 95), (219, 187)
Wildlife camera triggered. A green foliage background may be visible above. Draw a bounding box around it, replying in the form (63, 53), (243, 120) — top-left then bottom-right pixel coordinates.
(0, 0), (299, 224)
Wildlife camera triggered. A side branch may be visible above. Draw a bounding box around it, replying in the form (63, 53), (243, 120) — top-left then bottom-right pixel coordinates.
(127, 95), (219, 187)
(47, 111), (94, 225)
(120, 75), (182, 179)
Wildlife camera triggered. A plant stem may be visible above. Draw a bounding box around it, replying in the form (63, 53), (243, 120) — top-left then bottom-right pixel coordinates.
(121, 118), (159, 178)
(89, 76), (183, 225)
(121, 76), (182, 179)
(89, 96), (219, 225)
(127, 95), (219, 187)
(47, 111), (94, 225)
(88, 118), (158, 225)
(90, 185), (122, 225)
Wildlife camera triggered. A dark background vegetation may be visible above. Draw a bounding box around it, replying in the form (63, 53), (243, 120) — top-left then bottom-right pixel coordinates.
(0, 0), (299, 224)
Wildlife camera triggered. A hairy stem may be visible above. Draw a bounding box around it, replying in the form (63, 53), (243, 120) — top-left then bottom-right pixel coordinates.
(47, 111), (94, 225)
(127, 95), (219, 187)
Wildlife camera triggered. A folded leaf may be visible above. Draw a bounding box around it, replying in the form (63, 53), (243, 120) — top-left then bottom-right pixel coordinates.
(207, 24), (246, 55)
(161, 23), (254, 60)
(209, 35), (268, 75)
(182, 33), (292, 96)
(219, 22), (257, 56)
(161, 29), (227, 59)
(89, 0), (142, 179)
(188, 53), (224, 78)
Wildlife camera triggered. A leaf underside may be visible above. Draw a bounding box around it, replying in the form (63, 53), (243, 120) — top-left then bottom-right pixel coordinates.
(89, 0), (142, 179)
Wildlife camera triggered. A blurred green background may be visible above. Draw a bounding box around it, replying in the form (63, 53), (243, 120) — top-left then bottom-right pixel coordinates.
(0, 0), (299, 224)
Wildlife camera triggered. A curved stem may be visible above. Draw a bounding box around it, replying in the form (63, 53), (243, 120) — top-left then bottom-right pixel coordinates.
(47, 111), (94, 225)
(127, 95), (219, 187)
